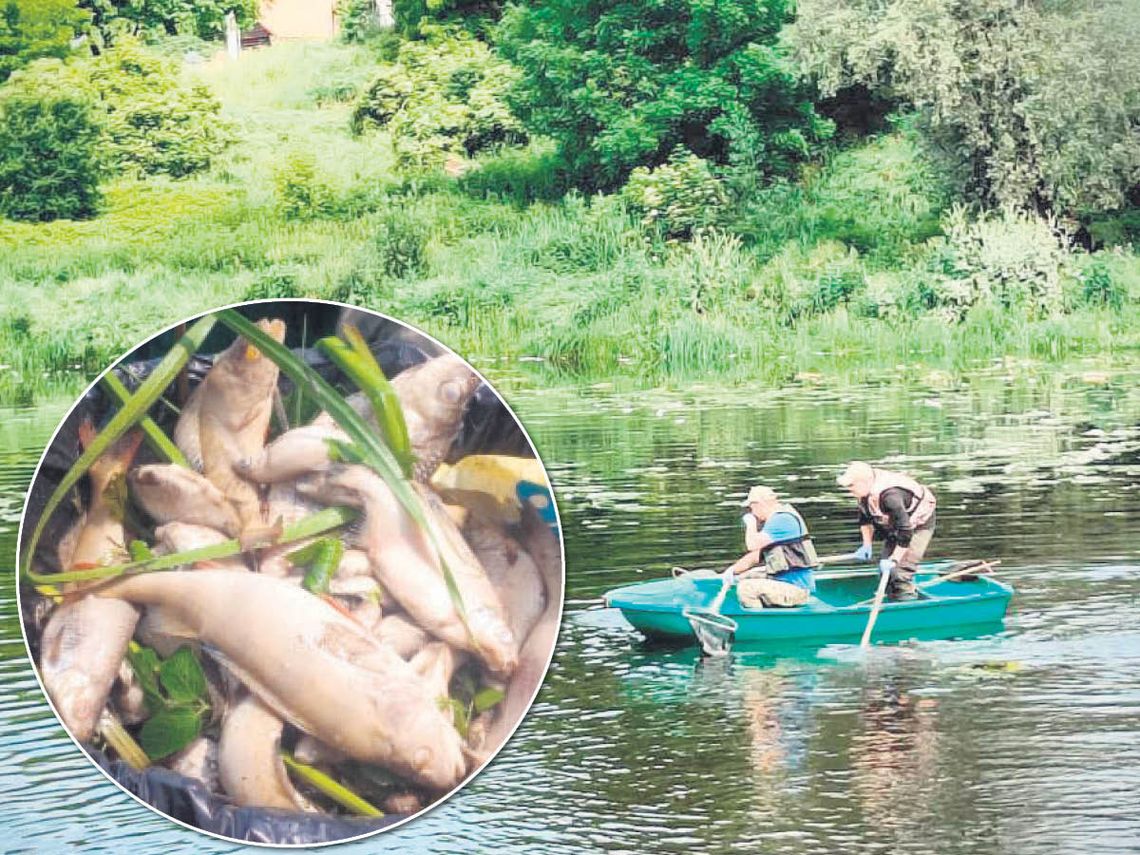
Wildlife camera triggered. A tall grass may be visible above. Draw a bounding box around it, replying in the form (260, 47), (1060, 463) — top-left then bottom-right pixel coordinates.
(1, 40), (1138, 406)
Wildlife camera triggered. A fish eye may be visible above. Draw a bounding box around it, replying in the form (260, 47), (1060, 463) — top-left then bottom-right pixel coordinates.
(441, 380), (464, 404)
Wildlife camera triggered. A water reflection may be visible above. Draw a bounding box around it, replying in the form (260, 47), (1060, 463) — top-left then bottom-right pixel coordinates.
(2, 361), (1140, 852)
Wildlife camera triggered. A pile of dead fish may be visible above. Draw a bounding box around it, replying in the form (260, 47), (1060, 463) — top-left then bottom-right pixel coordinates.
(28, 318), (561, 819)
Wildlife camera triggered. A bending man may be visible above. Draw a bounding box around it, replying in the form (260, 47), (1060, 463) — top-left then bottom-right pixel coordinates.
(725, 485), (818, 609)
(837, 461), (937, 601)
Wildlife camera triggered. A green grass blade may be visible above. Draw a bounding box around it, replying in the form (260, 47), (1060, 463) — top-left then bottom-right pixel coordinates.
(25, 506), (358, 585)
(281, 752), (383, 817)
(216, 310), (474, 643)
(100, 372), (190, 468)
(316, 325), (414, 477)
(20, 315), (217, 580)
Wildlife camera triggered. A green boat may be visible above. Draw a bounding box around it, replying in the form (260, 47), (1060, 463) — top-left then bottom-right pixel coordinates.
(604, 560), (1013, 647)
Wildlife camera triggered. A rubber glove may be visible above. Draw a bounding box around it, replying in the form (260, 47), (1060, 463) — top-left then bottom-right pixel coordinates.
(878, 558), (896, 577)
(854, 543), (873, 562)
(721, 568), (736, 587)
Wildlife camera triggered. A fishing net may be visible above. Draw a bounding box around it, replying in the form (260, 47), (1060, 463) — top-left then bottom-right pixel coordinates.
(682, 608), (737, 657)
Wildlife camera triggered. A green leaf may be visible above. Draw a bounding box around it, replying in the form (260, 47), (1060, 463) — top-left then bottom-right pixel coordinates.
(472, 686), (505, 714)
(126, 642), (162, 700)
(128, 540), (154, 563)
(439, 696), (470, 739)
(100, 372), (190, 468)
(158, 646), (208, 705)
(21, 314), (217, 580)
(139, 707), (203, 761)
(317, 325), (414, 476)
(281, 753), (382, 817)
(302, 538), (343, 595)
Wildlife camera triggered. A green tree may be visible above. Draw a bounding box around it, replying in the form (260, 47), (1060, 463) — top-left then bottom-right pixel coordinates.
(787, 0), (1140, 217)
(498, 0), (832, 192)
(80, 0), (258, 45)
(0, 0), (89, 82)
(0, 73), (104, 221)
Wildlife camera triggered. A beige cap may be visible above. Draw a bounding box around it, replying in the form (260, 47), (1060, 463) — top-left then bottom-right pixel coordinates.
(740, 485), (778, 507)
(837, 461), (874, 487)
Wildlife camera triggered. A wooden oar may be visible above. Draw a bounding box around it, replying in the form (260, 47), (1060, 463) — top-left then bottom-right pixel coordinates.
(917, 559), (1001, 590)
(860, 567), (891, 648)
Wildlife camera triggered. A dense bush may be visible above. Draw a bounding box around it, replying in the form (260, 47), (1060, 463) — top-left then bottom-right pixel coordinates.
(86, 39), (231, 178)
(925, 206), (1071, 320)
(499, 0), (832, 191)
(789, 0), (1140, 217)
(621, 149), (729, 242)
(352, 26), (525, 168)
(0, 0), (88, 82)
(748, 239), (865, 320)
(460, 142), (567, 205)
(0, 83), (104, 221)
(273, 153), (334, 219)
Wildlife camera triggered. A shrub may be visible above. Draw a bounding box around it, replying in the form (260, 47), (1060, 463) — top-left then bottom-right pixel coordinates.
(0, 84), (104, 221)
(928, 205), (1071, 319)
(352, 26), (526, 169)
(460, 142), (568, 205)
(86, 39), (231, 178)
(81, 0), (258, 45)
(621, 149), (729, 242)
(273, 153), (334, 219)
(1075, 260), (1125, 309)
(337, 0), (385, 43)
(748, 240), (864, 319)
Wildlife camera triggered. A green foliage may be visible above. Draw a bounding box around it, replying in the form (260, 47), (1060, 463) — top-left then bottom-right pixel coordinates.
(621, 149), (729, 242)
(352, 26), (526, 168)
(925, 206), (1071, 320)
(789, 0), (1140, 217)
(460, 140), (567, 205)
(126, 643), (210, 760)
(393, 0), (498, 36)
(337, 0), (382, 43)
(1075, 260), (1126, 310)
(0, 0), (88, 82)
(86, 38), (231, 178)
(80, 0), (258, 45)
(0, 80), (104, 222)
(748, 240), (865, 320)
(372, 208), (429, 278)
(499, 0), (832, 192)
(274, 152), (334, 219)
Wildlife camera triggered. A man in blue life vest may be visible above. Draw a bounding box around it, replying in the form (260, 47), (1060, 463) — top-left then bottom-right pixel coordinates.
(724, 485), (819, 608)
(837, 461), (937, 601)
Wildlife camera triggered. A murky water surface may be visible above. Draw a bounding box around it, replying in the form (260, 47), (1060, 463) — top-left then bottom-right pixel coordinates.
(2, 361), (1139, 853)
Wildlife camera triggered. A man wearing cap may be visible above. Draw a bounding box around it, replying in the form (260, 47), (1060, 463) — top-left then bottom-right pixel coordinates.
(837, 461), (937, 600)
(724, 485), (819, 608)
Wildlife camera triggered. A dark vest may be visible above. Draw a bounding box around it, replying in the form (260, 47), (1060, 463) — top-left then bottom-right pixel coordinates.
(759, 504), (818, 570)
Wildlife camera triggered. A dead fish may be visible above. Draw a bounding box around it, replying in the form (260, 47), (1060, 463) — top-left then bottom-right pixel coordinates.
(174, 318), (285, 528)
(169, 736), (220, 793)
(91, 570), (466, 790)
(153, 522), (247, 572)
(296, 465), (518, 674)
(464, 519), (546, 644)
(474, 506), (562, 759)
(256, 481), (325, 577)
(219, 694), (314, 811)
(383, 791), (424, 815)
(39, 595), (140, 743)
(411, 642), (464, 701)
(113, 660), (147, 726)
(390, 355), (480, 483)
(238, 353), (479, 486)
(376, 613), (431, 659)
(66, 422), (143, 570)
(130, 464), (241, 538)
(293, 733), (347, 768)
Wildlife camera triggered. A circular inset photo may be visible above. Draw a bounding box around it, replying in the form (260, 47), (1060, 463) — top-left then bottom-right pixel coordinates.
(16, 300), (564, 846)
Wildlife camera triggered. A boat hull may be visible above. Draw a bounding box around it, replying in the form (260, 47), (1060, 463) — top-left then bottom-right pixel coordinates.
(604, 562), (1013, 647)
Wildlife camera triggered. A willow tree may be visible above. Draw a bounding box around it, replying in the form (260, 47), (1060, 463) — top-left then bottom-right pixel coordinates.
(787, 0), (1140, 217)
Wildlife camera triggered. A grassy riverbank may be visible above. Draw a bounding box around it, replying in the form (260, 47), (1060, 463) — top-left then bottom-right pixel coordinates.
(1, 40), (1138, 404)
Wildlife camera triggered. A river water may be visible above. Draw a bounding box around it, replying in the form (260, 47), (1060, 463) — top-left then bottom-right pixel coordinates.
(2, 360), (1139, 853)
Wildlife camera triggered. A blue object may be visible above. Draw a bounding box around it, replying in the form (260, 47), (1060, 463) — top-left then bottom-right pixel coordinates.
(761, 511), (805, 543)
(773, 566), (815, 592)
(517, 479), (558, 532)
(604, 559), (1014, 647)
(879, 558), (896, 576)
(855, 544), (873, 561)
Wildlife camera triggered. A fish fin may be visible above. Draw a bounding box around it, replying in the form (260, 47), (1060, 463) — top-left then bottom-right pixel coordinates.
(141, 606), (199, 643)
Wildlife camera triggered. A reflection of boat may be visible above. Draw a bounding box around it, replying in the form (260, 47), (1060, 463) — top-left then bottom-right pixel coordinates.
(604, 561), (1013, 647)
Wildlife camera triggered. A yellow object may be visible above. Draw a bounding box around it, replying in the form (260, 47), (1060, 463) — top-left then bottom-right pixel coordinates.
(431, 454), (545, 525)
